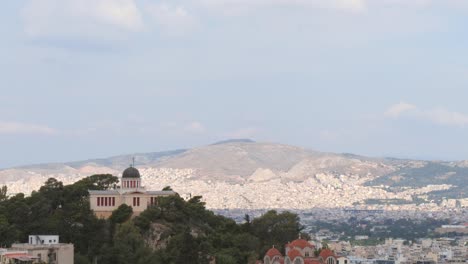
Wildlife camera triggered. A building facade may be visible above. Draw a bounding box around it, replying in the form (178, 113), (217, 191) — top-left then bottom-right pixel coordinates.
(89, 166), (176, 219)
(1, 235), (74, 264)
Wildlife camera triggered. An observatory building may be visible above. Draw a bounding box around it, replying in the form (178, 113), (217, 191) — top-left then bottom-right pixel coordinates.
(89, 166), (176, 219)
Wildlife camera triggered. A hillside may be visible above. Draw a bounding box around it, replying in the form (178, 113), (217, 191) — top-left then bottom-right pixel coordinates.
(0, 140), (466, 208)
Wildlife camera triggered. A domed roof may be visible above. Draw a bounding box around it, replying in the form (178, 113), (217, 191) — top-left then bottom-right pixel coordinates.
(287, 239), (314, 249)
(266, 247), (282, 258)
(319, 249), (335, 260)
(122, 166), (140, 178)
(287, 249), (302, 260)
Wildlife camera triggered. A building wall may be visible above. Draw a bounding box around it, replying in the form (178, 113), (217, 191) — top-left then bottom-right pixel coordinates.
(89, 194), (121, 212)
(10, 244), (74, 264)
(29, 235), (59, 245)
(57, 244), (74, 264)
(90, 192), (174, 219)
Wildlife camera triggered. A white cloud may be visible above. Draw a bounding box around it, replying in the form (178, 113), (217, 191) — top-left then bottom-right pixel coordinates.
(21, 0), (144, 38)
(425, 108), (468, 126)
(184, 121), (206, 133)
(0, 122), (57, 135)
(146, 3), (199, 36)
(385, 103), (468, 127)
(198, 0), (367, 14)
(384, 102), (417, 118)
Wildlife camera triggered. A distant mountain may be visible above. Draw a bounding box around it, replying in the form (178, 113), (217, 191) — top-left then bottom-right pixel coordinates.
(211, 138), (256, 145)
(0, 141), (466, 208)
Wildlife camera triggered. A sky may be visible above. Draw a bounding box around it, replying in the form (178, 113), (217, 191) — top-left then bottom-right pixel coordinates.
(1, 0), (468, 168)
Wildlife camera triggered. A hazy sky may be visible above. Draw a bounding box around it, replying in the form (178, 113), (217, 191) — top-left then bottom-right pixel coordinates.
(1, 0), (468, 168)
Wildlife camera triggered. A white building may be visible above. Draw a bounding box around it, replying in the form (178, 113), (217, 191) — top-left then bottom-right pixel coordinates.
(5, 235), (73, 264)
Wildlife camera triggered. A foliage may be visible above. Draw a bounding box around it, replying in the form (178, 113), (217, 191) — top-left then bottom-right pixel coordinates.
(0, 175), (303, 264)
(0, 186), (7, 202)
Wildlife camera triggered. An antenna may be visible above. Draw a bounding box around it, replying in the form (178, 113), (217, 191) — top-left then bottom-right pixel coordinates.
(132, 157), (135, 167)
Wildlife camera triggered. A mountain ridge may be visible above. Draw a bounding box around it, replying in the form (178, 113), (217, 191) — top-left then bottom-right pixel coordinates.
(0, 140), (467, 208)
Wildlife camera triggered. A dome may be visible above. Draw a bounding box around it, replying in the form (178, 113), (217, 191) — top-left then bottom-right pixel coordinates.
(122, 166), (140, 178)
(266, 247), (282, 258)
(287, 249), (302, 260)
(287, 239), (314, 249)
(319, 249), (335, 260)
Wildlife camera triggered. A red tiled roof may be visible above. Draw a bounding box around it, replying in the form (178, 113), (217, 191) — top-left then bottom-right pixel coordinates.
(4, 253), (29, 258)
(266, 247), (282, 258)
(319, 249), (336, 260)
(288, 249), (303, 260)
(287, 239), (315, 249)
(305, 259), (322, 264)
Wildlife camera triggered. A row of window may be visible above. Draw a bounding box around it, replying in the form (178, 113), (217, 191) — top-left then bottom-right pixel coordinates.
(96, 196), (161, 207)
(97, 197), (116, 207)
(123, 180), (140, 188)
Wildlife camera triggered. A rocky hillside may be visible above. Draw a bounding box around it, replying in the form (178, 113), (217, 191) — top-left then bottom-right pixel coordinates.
(0, 140), (466, 209)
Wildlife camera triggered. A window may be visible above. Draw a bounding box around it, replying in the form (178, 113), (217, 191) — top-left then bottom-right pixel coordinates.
(137, 197), (140, 206)
(133, 197), (140, 206)
(112, 197), (115, 206)
(105, 197), (108, 206)
(97, 197), (101, 206)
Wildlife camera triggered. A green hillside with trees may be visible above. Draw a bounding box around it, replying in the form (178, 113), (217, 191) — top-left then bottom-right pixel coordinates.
(0, 175), (304, 264)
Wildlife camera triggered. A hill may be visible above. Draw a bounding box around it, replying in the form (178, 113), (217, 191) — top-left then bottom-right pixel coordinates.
(0, 140), (466, 209)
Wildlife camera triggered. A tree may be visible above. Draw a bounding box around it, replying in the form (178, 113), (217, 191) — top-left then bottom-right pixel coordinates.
(110, 204), (133, 225)
(162, 186), (173, 191)
(251, 210), (303, 254)
(113, 222), (149, 264)
(0, 186), (7, 202)
(75, 174), (119, 190)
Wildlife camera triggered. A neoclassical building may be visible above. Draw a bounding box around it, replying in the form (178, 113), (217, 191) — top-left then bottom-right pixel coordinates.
(89, 166), (176, 219)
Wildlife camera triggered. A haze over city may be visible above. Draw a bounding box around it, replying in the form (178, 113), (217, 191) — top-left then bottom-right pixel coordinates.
(2, 0), (468, 168)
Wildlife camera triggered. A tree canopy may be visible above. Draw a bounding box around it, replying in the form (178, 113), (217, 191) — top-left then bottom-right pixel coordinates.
(0, 175), (303, 264)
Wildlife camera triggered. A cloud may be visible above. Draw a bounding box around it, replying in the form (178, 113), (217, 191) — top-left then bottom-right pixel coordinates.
(384, 102), (417, 118)
(184, 121), (206, 134)
(0, 122), (58, 135)
(198, 0), (367, 15)
(21, 0), (144, 38)
(146, 3), (199, 36)
(385, 103), (468, 127)
(425, 108), (468, 126)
